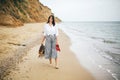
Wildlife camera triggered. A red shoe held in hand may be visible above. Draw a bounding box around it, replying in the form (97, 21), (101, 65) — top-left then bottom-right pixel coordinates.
(56, 44), (61, 52)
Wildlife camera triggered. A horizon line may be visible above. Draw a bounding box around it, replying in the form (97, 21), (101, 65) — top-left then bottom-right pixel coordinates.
(60, 21), (120, 22)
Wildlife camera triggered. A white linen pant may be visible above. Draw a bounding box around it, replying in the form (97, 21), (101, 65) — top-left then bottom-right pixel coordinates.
(45, 35), (57, 59)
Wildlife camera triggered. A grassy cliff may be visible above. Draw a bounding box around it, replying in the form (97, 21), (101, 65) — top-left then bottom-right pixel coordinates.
(0, 0), (61, 27)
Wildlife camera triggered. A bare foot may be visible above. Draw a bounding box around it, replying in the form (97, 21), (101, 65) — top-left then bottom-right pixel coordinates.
(55, 66), (59, 69)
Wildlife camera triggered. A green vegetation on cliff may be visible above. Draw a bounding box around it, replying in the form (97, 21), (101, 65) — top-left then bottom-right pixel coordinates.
(0, 0), (61, 26)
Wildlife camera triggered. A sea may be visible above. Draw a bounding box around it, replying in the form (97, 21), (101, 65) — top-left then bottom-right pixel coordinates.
(58, 22), (120, 80)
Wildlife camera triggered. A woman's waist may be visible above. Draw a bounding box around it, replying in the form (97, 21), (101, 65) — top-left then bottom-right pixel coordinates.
(46, 34), (56, 36)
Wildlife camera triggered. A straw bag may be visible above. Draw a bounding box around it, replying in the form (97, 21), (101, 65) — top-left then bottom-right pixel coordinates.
(38, 44), (45, 57)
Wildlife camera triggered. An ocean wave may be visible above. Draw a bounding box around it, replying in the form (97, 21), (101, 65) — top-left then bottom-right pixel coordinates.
(90, 36), (118, 44)
(103, 40), (117, 44)
(102, 51), (120, 65)
(90, 36), (104, 41)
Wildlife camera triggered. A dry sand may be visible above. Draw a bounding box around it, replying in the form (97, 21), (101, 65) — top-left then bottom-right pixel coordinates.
(0, 23), (44, 61)
(1, 23), (95, 80)
(0, 23), (44, 79)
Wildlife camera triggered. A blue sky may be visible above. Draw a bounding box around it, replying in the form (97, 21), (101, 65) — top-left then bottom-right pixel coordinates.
(39, 0), (120, 21)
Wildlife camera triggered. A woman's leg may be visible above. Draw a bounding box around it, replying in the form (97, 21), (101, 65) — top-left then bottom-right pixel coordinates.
(50, 35), (58, 69)
(55, 58), (59, 69)
(45, 36), (52, 63)
(49, 58), (52, 64)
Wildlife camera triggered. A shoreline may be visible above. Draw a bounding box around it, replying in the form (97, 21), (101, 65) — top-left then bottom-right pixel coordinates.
(0, 23), (95, 80)
(58, 22), (120, 80)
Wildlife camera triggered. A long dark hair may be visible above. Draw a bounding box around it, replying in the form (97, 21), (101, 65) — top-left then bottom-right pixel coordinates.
(47, 15), (55, 26)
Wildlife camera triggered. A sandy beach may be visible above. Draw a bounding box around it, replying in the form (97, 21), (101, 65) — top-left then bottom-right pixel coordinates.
(0, 23), (45, 79)
(0, 23), (95, 80)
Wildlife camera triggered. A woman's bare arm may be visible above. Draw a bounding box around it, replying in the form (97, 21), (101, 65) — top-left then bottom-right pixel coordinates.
(41, 36), (46, 44)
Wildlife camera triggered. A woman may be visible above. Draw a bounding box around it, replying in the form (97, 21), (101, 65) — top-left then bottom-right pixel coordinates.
(41, 15), (59, 69)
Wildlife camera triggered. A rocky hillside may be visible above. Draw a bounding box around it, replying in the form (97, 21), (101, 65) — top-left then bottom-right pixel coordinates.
(0, 0), (61, 27)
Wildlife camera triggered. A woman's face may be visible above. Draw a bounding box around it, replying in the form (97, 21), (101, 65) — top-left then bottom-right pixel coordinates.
(49, 16), (53, 23)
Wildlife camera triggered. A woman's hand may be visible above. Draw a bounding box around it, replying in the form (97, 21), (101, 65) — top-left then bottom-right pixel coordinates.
(41, 41), (44, 45)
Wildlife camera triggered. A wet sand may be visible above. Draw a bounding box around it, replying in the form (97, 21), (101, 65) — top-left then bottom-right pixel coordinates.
(1, 23), (95, 80)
